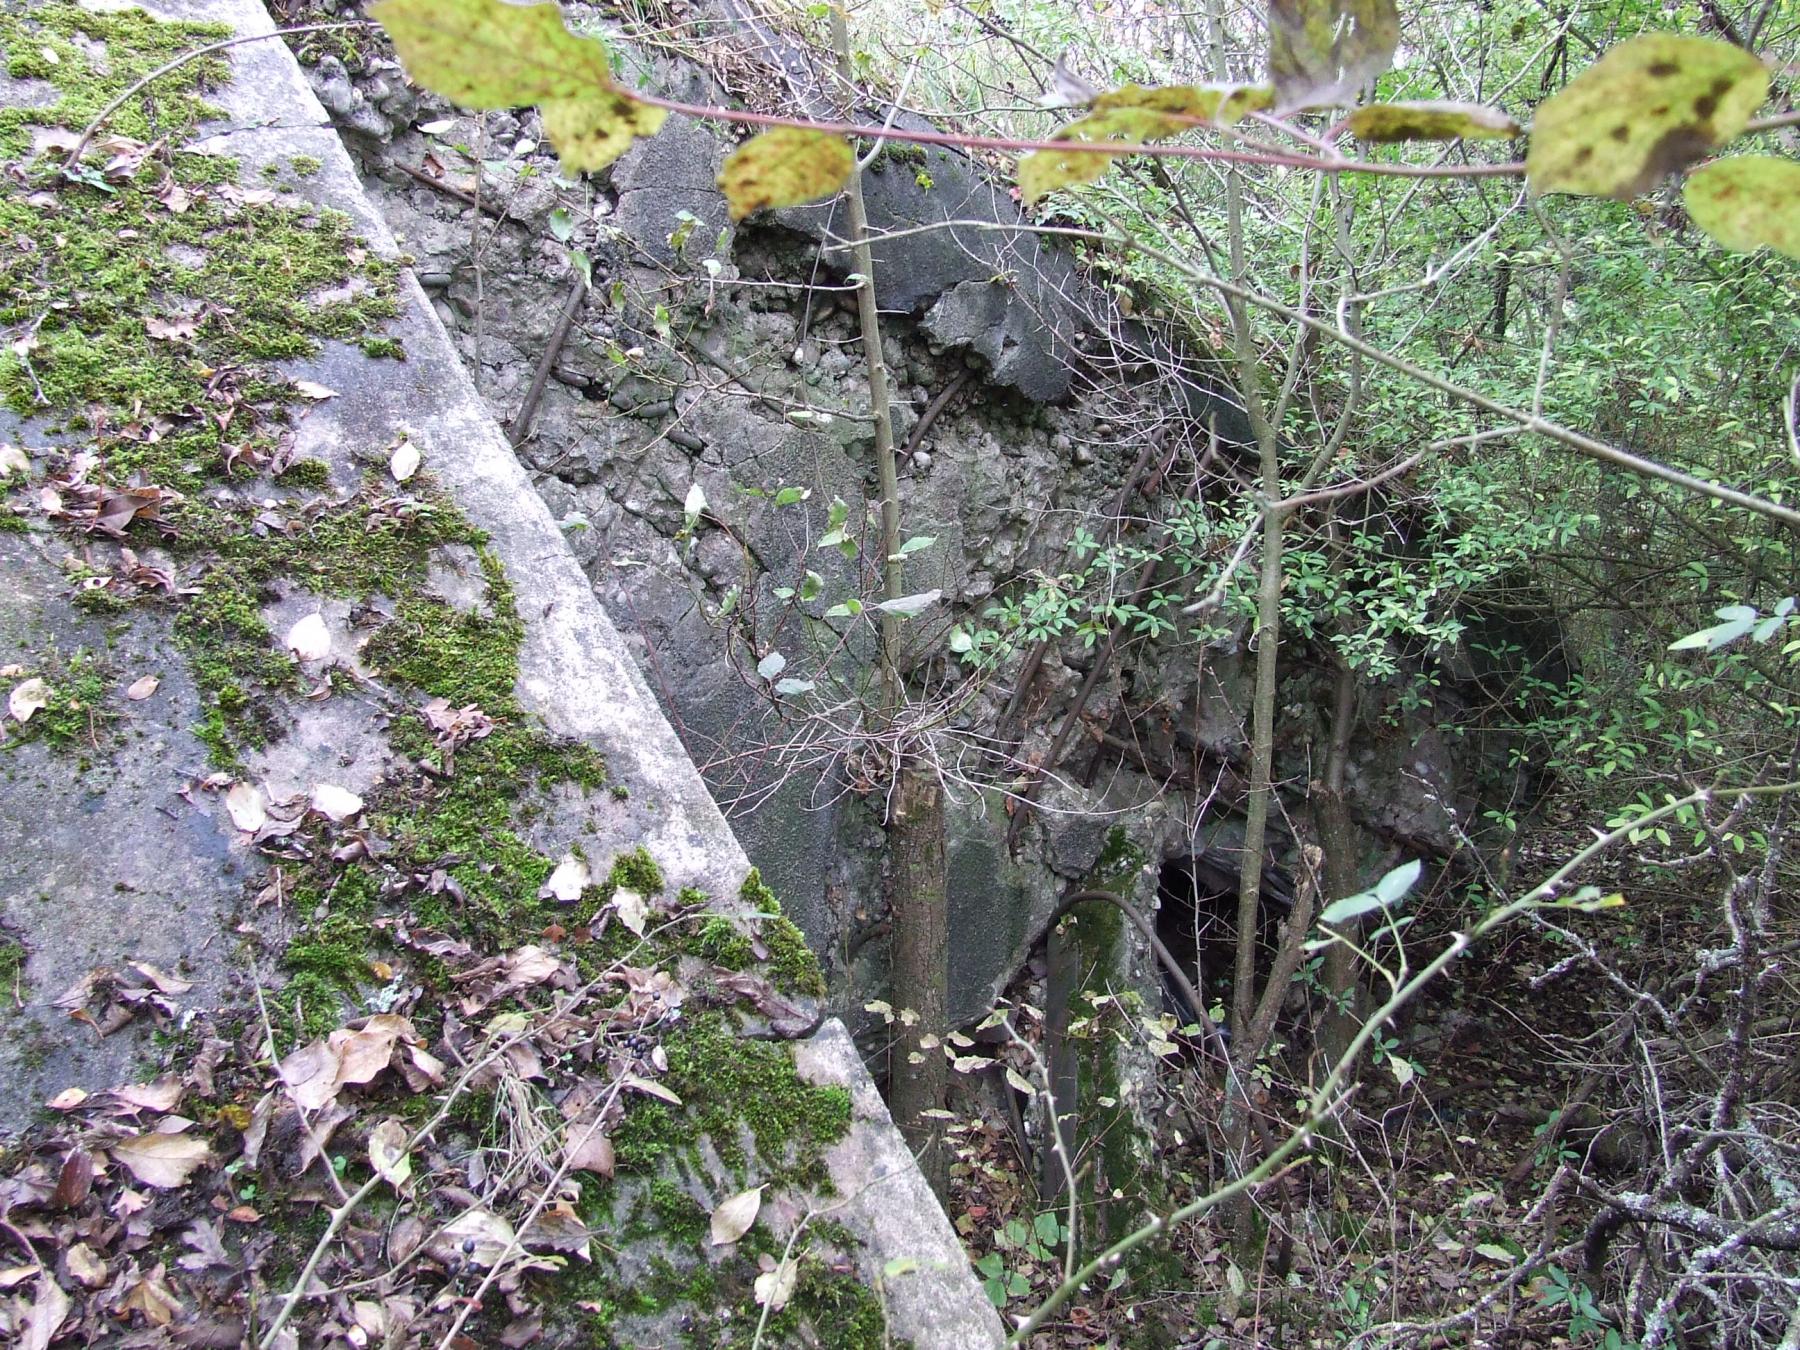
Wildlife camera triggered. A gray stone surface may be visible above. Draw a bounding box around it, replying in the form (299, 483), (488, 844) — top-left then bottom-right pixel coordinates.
(0, 541), (256, 1123)
(794, 1021), (1007, 1347)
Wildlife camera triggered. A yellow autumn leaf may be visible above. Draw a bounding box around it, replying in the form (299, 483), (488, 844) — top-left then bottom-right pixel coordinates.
(1347, 100), (1522, 143)
(1018, 83), (1273, 204)
(718, 127), (852, 221)
(1527, 34), (1769, 199)
(371, 0), (667, 173)
(1684, 156), (1800, 260)
(1267, 0), (1400, 112)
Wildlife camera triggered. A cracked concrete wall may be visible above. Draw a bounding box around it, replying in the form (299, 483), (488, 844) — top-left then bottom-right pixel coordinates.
(312, 25), (1228, 1033)
(303, 0), (1534, 1046)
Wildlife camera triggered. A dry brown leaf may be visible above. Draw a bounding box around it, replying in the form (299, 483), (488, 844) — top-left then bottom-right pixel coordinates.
(710, 1185), (763, 1246)
(389, 438), (421, 482)
(276, 1038), (342, 1112)
(9, 677), (49, 723)
(45, 1088), (87, 1111)
(20, 1272), (71, 1350)
(564, 1129), (614, 1178)
(291, 379), (337, 400)
(620, 1072), (681, 1106)
(116, 1264), (182, 1326)
(523, 1200), (592, 1261)
(337, 1014), (410, 1084)
(278, 1015), (413, 1111)
(309, 782), (364, 822)
(127, 961), (193, 995)
(51, 1150), (94, 1210)
(400, 1042), (447, 1092)
(295, 1099), (353, 1178)
(612, 887), (648, 937)
(539, 854), (590, 904)
(145, 313), (201, 341)
(284, 612), (331, 662)
(501, 945), (561, 990)
(224, 781), (267, 833)
(108, 1075), (184, 1115)
(64, 1242), (108, 1288)
(124, 674), (159, 700)
(368, 1119), (412, 1189)
(754, 1253), (798, 1313)
(433, 1208), (517, 1268)
(111, 1131), (211, 1189)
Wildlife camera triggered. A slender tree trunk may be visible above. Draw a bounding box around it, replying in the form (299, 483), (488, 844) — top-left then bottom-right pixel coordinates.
(1315, 661), (1366, 1071)
(889, 768), (949, 1193)
(830, 10), (950, 1197)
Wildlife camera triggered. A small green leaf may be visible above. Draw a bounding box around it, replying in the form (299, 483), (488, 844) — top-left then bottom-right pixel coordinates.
(372, 0), (668, 172)
(718, 127), (853, 222)
(1526, 35), (1769, 200)
(756, 651), (786, 680)
(548, 206), (575, 241)
(773, 485), (810, 506)
(773, 677), (815, 696)
(1318, 858), (1421, 927)
(1671, 603), (1759, 651)
(799, 570), (824, 602)
(890, 534), (937, 559)
(874, 589), (942, 617)
(1346, 101), (1521, 143)
(1266, 0), (1400, 113)
(683, 482), (706, 528)
(1685, 156), (1800, 259)
(824, 600), (863, 619)
(948, 627), (973, 654)
(1373, 858), (1422, 906)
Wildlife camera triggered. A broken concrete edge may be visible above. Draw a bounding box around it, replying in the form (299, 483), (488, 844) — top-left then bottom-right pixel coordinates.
(0, 0), (1004, 1343)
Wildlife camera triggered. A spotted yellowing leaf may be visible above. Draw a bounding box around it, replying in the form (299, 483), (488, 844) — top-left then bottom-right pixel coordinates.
(368, 1119), (413, 1189)
(371, 0), (668, 173)
(1266, 0), (1400, 112)
(1019, 83), (1272, 204)
(1346, 101), (1521, 142)
(1526, 35), (1769, 199)
(718, 128), (852, 221)
(1684, 156), (1800, 260)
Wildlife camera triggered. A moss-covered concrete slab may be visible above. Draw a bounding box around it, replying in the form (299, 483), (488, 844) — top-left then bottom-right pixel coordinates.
(0, 2), (1001, 1343)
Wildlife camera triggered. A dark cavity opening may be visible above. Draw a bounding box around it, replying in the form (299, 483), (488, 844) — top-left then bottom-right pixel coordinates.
(1155, 852), (1294, 1029)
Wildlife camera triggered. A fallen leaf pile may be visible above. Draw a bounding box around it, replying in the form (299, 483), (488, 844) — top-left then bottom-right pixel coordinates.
(36, 451), (182, 540)
(0, 859), (847, 1348)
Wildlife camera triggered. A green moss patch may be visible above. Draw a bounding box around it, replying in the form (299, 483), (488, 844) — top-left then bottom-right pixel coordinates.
(2, 649), (114, 758)
(0, 5), (230, 161)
